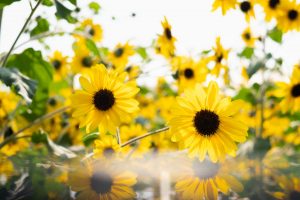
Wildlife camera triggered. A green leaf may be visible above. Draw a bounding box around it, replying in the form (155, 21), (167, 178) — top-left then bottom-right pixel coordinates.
(42, 0), (54, 6)
(268, 27), (282, 43)
(6, 48), (53, 120)
(0, 0), (21, 9)
(54, 0), (77, 24)
(233, 87), (256, 105)
(238, 47), (254, 59)
(30, 17), (50, 37)
(89, 2), (101, 14)
(82, 132), (99, 146)
(31, 131), (48, 144)
(136, 47), (148, 60)
(85, 39), (100, 57)
(67, 0), (76, 6)
(0, 67), (37, 103)
(247, 60), (264, 78)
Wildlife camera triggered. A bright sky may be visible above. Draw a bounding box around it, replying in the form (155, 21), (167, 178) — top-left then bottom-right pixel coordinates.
(2, 0), (300, 85)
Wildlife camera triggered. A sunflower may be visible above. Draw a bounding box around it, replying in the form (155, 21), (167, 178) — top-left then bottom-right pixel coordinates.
(272, 176), (300, 200)
(209, 37), (230, 77)
(155, 17), (176, 58)
(285, 126), (300, 145)
(212, 0), (237, 15)
(257, 0), (283, 21)
(169, 81), (248, 162)
(80, 19), (103, 42)
(93, 134), (120, 159)
(107, 43), (134, 70)
(276, 0), (300, 32)
(71, 64), (140, 133)
(241, 27), (256, 47)
(175, 159), (244, 200)
(49, 51), (69, 81)
(0, 156), (14, 178)
(239, 0), (256, 22)
(273, 66), (300, 112)
(263, 116), (290, 139)
(68, 161), (137, 200)
(120, 124), (151, 158)
(0, 91), (17, 123)
(71, 46), (97, 74)
(173, 57), (208, 92)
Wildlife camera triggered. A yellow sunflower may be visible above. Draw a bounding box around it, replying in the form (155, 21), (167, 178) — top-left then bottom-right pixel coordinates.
(276, 0), (300, 32)
(155, 17), (176, 58)
(239, 0), (256, 22)
(0, 156), (14, 178)
(209, 37), (230, 77)
(212, 0), (237, 15)
(169, 81), (248, 162)
(80, 19), (103, 42)
(257, 0), (283, 21)
(0, 91), (17, 123)
(285, 126), (300, 145)
(273, 66), (300, 112)
(49, 51), (69, 81)
(272, 176), (300, 200)
(71, 46), (97, 74)
(107, 43), (134, 70)
(120, 124), (151, 158)
(175, 159), (244, 200)
(71, 64), (140, 133)
(173, 57), (208, 92)
(68, 161), (137, 200)
(242, 27), (256, 47)
(93, 134), (120, 159)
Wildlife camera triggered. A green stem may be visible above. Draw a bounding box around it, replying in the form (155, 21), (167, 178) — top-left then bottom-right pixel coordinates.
(1, 0), (42, 67)
(0, 106), (70, 149)
(121, 127), (169, 147)
(0, 9), (3, 47)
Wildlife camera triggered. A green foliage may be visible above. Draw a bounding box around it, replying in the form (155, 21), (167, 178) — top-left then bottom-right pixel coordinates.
(247, 60), (264, 78)
(31, 131), (48, 144)
(239, 47), (254, 59)
(54, 0), (77, 24)
(30, 17), (50, 37)
(82, 132), (99, 146)
(89, 2), (101, 14)
(268, 27), (283, 43)
(0, 67), (37, 103)
(233, 87), (256, 105)
(42, 0), (54, 6)
(136, 47), (148, 60)
(0, 0), (21, 9)
(85, 38), (100, 57)
(67, 0), (77, 6)
(6, 48), (53, 120)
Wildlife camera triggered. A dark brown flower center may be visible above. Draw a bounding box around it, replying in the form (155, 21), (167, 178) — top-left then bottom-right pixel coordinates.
(289, 191), (300, 200)
(52, 60), (62, 70)
(269, 0), (280, 9)
(183, 68), (194, 79)
(90, 172), (113, 194)
(240, 1), (251, 13)
(81, 57), (93, 67)
(288, 9), (298, 21)
(89, 28), (95, 36)
(103, 147), (115, 158)
(164, 28), (172, 40)
(194, 110), (220, 136)
(93, 89), (115, 111)
(291, 83), (300, 97)
(114, 48), (124, 57)
(193, 159), (220, 180)
(244, 32), (251, 40)
(216, 54), (223, 63)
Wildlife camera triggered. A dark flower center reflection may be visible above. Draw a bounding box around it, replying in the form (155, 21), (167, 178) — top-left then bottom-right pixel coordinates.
(90, 172), (113, 194)
(93, 89), (115, 111)
(193, 159), (220, 180)
(103, 147), (115, 158)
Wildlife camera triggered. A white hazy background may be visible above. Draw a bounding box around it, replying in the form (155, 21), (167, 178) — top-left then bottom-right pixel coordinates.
(1, 0), (300, 85)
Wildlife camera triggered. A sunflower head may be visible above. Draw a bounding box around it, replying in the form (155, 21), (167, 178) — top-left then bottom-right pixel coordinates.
(108, 43), (135, 70)
(80, 18), (103, 42)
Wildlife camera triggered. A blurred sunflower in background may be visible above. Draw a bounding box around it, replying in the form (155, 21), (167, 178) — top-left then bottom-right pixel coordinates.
(72, 45), (97, 74)
(169, 81), (248, 162)
(108, 43), (134, 70)
(71, 64), (140, 133)
(80, 19), (103, 42)
(257, 0), (282, 21)
(49, 51), (69, 81)
(276, 0), (300, 32)
(155, 17), (176, 58)
(274, 66), (300, 112)
(94, 134), (120, 159)
(68, 161), (137, 200)
(272, 176), (300, 199)
(212, 0), (237, 15)
(241, 27), (256, 47)
(239, 0), (256, 22)
(175, 159), (243, 200)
